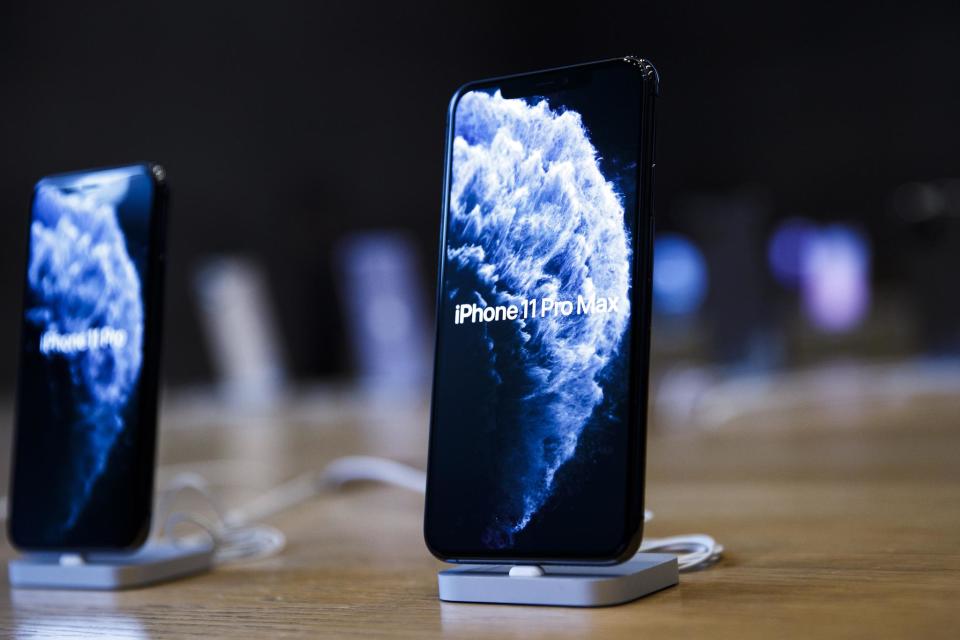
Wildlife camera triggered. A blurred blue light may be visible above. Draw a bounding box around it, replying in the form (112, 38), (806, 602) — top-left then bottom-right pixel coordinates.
(653, 233), (708, 316)
(800, 224), (871, 333)
(768, 218), (817, 287)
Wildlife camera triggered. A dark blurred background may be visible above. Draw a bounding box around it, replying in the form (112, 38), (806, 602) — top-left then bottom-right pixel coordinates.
(1, 2), (958, 400)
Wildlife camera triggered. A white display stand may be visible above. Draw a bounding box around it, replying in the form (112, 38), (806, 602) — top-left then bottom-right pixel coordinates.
(438, 553), (678, 607)
(7, 540), (214, 590)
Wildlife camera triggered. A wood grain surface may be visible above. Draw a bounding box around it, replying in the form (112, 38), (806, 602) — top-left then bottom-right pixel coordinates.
(0, 387), (958, 639)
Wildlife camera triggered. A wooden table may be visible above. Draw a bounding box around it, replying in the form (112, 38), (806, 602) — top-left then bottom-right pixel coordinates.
(1, 384), (958, 639)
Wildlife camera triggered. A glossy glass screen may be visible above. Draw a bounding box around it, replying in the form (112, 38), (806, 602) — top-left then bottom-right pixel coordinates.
(10, 165), (158, 549)
(427, 63), (646, 559)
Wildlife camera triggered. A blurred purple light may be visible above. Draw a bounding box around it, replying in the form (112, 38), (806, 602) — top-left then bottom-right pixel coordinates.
(800, 225), (871, 333)
(768, 218), (817, 287)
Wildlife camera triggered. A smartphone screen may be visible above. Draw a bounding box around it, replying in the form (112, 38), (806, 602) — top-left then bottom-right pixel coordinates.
(425, 59), (657, 562)
(9, 164), (166, 551)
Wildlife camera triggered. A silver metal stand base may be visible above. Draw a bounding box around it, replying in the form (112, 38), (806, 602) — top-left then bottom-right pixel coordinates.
(438, 552), (678, 607)
(7, 540), (214, 590)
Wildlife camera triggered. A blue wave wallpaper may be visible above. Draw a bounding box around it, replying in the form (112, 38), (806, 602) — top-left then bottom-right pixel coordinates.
(429, 69), (643, 557)
(12, 166), (153, 546)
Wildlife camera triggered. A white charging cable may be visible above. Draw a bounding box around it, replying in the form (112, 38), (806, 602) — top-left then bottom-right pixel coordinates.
(638, 533), (724, 571)
(156, 456), (429, 564)
(155, 471), (288, 565)
(228, 455), (426, 525)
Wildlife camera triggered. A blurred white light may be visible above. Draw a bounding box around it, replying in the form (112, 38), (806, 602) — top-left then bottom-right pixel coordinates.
(800, 224), (871, 333)
(653, 233), (708, 316)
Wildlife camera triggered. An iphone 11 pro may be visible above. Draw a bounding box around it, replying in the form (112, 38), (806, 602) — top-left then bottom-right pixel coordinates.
(8, 163), (168, 552)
